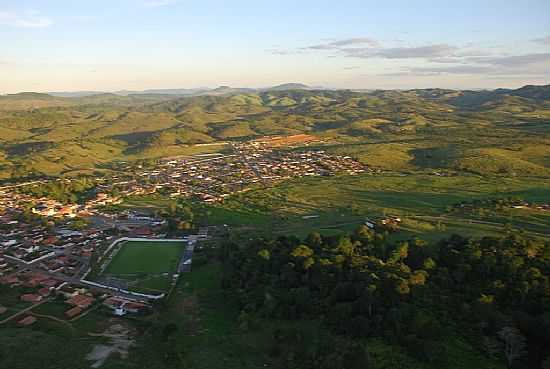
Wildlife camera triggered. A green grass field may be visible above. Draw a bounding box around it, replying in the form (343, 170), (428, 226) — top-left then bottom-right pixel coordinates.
(104, 240), (185, 276)
(196, 173), (550, 240)
(119, 172), (550, 242)
(32, 301), (71, 319)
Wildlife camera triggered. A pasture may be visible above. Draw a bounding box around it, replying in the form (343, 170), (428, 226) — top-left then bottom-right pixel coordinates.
(120, 173), (550, 241)
(213, 173), (550, 240)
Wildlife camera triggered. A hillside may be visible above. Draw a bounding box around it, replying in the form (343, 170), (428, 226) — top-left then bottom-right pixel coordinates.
(0, 85), (548, 180)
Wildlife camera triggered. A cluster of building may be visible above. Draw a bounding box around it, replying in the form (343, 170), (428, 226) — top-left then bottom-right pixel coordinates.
(0, 141), (368, 224)
(364, 216), (403, 231)
(0, 200), (179, 328)
(86, 142), (369, 204)
(31, 192), (122, 218)
(0, 137), (368, 329)
(0, 184), (121, 219)
(510, 202), (550, 211)
(0, 209), (111, 265)
(0, 269), (151, 325)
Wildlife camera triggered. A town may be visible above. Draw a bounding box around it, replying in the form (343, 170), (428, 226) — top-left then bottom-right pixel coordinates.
(0, 139), (368, 328)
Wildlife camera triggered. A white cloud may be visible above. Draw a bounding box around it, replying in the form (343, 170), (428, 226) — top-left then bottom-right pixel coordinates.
(346, 44), (458, 59)
(305, 38), (379, 50)
(405, 65), (493, 75)
(0, 11), (52, 28)
(388, 54), (550, 77)
(470, 53), (550, 67)
(267, 48), (304, 56)
(296, 37), (550, 79)
(301, 38), (458, 60)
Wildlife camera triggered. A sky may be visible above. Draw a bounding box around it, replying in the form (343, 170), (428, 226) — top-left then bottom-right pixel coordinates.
(1, 0), (550, 93)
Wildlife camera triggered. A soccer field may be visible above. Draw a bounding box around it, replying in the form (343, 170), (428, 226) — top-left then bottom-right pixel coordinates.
(104, 240), (185, 276)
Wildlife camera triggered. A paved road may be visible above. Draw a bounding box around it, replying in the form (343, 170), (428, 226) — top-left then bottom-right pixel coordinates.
(5, 253), (142, 300)
(178, 233), (201, 273)
(7, 256), (82, 283)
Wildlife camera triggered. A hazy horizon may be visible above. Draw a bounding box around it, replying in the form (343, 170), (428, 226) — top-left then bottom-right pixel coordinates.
(2, 0), (550, 94)
(4, 82), (550, 96)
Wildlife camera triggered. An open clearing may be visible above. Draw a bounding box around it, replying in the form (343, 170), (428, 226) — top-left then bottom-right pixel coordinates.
(100, 240), (186, 293)
(104, 241), (185, 275)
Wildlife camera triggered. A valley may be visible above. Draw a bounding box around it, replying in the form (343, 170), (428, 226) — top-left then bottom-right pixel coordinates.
(0, 85), (548, 369)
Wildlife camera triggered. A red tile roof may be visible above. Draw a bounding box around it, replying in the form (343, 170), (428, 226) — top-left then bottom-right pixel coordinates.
(18, 315), (37, 326)
(134, 226), (152, 236)
(65, 306), (82, 319)
(20, 294), (42, 303)
(0, 275), (19, 285)
(43, 236), (59, 245)
(67, 294), (94, 309)
(103, 296), (124, 308)
(38, 287), (51, 297)
(23, 273), (48, 287)
(41, 278), (61, 288)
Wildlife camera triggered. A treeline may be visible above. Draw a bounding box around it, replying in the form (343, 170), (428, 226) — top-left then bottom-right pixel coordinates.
(16, 178), (97, 204)
(220, 226), (550, 368)
(160, 199), (195, 235)
(449, 196), (528, 213)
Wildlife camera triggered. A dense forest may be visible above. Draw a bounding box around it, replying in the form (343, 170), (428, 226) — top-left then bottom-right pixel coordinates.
(221, 227), (550, 368)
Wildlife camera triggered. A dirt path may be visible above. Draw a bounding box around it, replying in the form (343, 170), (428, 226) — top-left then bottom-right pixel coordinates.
(181, 294), (202, 335)
(0, 298), (50, 324)
(30, 311), (75, 329)
(86, 323), (135, 368)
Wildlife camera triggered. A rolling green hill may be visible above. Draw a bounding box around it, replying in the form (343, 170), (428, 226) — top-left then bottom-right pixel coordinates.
(0, 85), (548, 180)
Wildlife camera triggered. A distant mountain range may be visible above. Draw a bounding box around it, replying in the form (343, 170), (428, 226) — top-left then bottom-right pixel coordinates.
(47, 83), (316, 98)
(29, 83), (550, 101)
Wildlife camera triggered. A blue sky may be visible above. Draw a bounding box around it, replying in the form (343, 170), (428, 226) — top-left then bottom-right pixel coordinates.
(1, 0), (549, 92)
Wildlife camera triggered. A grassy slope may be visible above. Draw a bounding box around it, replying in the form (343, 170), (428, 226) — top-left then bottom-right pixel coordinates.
(1, 87), (549, 179)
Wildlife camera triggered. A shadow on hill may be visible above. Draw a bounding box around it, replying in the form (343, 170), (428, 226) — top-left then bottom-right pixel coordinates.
(109, 131), (160, 145)
(6, 141), (54, 157)
(409, 146), (459, 169)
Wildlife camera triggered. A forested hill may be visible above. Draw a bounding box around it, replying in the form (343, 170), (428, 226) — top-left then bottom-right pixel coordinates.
(0, 84), (549, 180)
(221, 227), (550, 368)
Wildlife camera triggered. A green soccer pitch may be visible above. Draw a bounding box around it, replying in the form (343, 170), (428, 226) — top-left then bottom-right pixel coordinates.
(103, 240), (186, 276)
